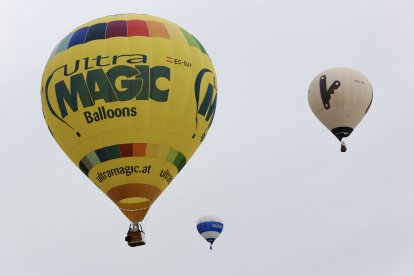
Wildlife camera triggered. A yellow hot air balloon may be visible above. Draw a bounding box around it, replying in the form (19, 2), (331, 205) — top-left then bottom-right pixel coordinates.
(41, 14), (217, 246)
(308, 67), (373, 152)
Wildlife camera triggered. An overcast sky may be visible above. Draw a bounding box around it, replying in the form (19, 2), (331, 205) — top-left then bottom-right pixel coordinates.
(1, 0), (414, 275)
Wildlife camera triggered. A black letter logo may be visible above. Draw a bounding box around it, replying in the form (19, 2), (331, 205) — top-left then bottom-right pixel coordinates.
(320, 75), (340, 109)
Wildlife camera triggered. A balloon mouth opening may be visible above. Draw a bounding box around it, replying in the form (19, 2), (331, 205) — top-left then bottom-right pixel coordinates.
(207, 239), (215, 244)
(331, 127), (353, 141)
(107, 183), (162, 222)
(119, 197), (150, 204)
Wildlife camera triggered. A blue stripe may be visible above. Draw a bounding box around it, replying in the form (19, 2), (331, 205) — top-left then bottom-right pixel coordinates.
(85, 23), (107, 42)
(68, 27), (89, 48)
(197, 221), (223, 234)
(95, 147), (110, 162)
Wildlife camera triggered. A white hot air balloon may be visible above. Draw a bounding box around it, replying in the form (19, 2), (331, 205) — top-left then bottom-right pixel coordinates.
(197, 216), (224, 250)
(308, 67), (373, 152)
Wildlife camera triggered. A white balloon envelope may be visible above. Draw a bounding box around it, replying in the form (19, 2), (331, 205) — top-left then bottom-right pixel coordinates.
(308, 67), (373, 150)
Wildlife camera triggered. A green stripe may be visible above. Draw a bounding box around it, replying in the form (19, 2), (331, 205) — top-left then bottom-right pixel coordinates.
(181, 28), (207, 53)
(106, 145), (121, 159)
(166, 148), (179, 163)
(192, 36), (207, 54)
(173, 152), (185, 169)
(78, 143), (187, 176)
(86, 152), (101, 166)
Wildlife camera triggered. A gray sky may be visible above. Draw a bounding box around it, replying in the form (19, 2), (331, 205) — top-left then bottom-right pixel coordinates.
(1, 0), (414, 275)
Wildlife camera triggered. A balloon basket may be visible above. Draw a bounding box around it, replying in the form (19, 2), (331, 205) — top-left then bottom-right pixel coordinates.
(340, 141), (347, 152)
(125, 222), (146, 247)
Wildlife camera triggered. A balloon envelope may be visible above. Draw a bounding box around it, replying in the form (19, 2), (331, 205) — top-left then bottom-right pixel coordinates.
(41, 14), (217, 223)
(197, 216), (223, 248)
(308, 67), (373, 141)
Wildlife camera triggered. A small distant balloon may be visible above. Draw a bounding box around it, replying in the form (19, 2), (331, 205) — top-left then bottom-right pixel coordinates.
(308, 67), (373, 151)
(197, 216), (223, 249)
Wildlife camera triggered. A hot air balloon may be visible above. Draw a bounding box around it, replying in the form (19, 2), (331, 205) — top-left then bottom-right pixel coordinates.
(197, 216), (223, 249)
(41, 14), (217, 246)
(308, 67), (373, 152)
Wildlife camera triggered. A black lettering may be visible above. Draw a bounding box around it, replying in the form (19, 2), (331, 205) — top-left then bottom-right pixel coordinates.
(112, 54), (147, 64)
(93, 55), (111, 67)
(125, 166), (131, 176)
(83, 57), (93, 70)
(122, 107), (130, 116)
(63, 60), (80, 76)
(115, 108), (122, 117)
(131, 107), (137, 116)
(93, 112), (100, 122)
(84, 111), (93, 123)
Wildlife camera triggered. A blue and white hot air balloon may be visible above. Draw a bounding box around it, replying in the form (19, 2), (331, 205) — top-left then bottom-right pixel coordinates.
(197, 216), (224, 249)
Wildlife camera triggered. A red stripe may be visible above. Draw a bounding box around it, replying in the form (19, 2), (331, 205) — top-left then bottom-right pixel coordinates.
(127, 20), (149, 37)
(120, 144), (133, 157)
(106, 21), (128, 38)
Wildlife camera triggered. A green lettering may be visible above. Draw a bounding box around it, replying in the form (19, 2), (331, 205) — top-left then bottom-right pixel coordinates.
(150, 66), (170, 102)
(87, 69), (117, 103)
(55, 73), (93, 118)
(107, 65), (142, 101)
(198, 84), (217, 121)
(134, 65), (150, 100)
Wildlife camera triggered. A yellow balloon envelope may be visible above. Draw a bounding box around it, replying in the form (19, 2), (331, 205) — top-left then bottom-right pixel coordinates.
(41, 14), (217, 223)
